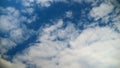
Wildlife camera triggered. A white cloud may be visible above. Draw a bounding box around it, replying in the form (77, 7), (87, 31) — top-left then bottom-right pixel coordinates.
(21, 0), (34, 7)
(21, 7), (34, 15)
(43, 19), (63, 33)
(113, 16), (120, 31)
(111, 8), (120, 31)
(12, 20), (79, 67)
(0, 7), (33, 57)
(0, 7), (30, 43)
(70, 26), (120, 48)
(59, 40), (120, 68)
(36, 0), (52, 7)
(27, 15), (37, 23)
(36, 0), (68, 7)
(65, 11), (73, 18)
(58, 26), (120, 68)
(89, 0), (120, 31)
(1, 0), (120, 68)
(0, 38), (16, 56)
(11, 18), (120, 68)
(0, 7), (21, 33)
(9, 28), (30, 43)
(0, 15), (18, 32)
(90, 3), (114, 20)
(21, 0), (52, 7)
(0, 58), (26, 68)
(21, 0), (68, 8)
(0, 7), (27, 32)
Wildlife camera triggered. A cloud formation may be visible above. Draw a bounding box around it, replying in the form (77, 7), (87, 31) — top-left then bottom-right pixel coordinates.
(0, 0), (120, 68)
(90, 3), (114, 20)
(12, 20), (120, 68)
(0, 7), (33, 57)
(0, 58), (26, 68)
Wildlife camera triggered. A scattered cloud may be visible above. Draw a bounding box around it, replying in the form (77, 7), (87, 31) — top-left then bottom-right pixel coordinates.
(12, 19), (120, 68)
(12, 19), (79, 68)
(90, 3), (114, 20)
(21, 0), (68, 8)
(0, 0), (120, 68)
(21, 7), (34, 15)
(65, 11), (73, 18)
(0, 7), (33, 56)
(0, 38), (16, 56)
(0, 7), (22, 55)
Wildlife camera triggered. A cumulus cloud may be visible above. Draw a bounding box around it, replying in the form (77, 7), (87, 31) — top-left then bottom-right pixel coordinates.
(0, 15), (19, 32)
(12, 19), (79, 67)
(90, 3), (114, 20)
(0, 58), (26, 68)
(0, 38), (16, 56)
(0, 7), (26, 32)
(89, 0), (120, 31)
(0, 7), (32, 57)
(70, 26), (120, 48)
(12, 19), (120, 68)
(9, 27), (30, 43)
(0, 0), (120, 68)
(0, 58), (14, 68)
(0, 7), (20, 55)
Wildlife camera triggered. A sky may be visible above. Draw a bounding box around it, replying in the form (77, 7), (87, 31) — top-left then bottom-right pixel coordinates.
(0, 0), (120, 68)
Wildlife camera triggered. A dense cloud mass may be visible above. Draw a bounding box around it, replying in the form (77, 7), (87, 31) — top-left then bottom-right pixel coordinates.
(0, 0), (120, 68)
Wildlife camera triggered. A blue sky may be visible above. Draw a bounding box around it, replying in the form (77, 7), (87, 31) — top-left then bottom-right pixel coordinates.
(0, 0), (120, 68)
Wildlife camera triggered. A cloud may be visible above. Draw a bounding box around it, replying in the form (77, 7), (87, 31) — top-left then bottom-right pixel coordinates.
(65, 11), (73, 18)
(0, 58), (14, 68)
(0, 7), (33, 57)
(70, 26), (120, 48)
(0, 58), (26, 68)
(0, 38), (16, 56)
(110, 1), (120, 31)
(0, 7), (21, 55)
(21, 0), (68, 8)
(36, 0), (52, 7)
(89, 0), (120, 31)
(0, 0), (120, 68)
(9, 27), (30, 43)
(112, 15), (120, 31)
(21, 0), (101, 8)
(90, 3), (114, 20)
(12, 19), (79, 67)
(12, 18), (120, 68)
(0, 7), (27, 32)
(0, 7), (30, 42)
(21, 0), (34, 7)
(36, 0), (68, 7)
(58, 26), (120, 68)
(21, 7), (34, 15)
(0, 15), (19, 32)
(90, 3), (113, 20)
